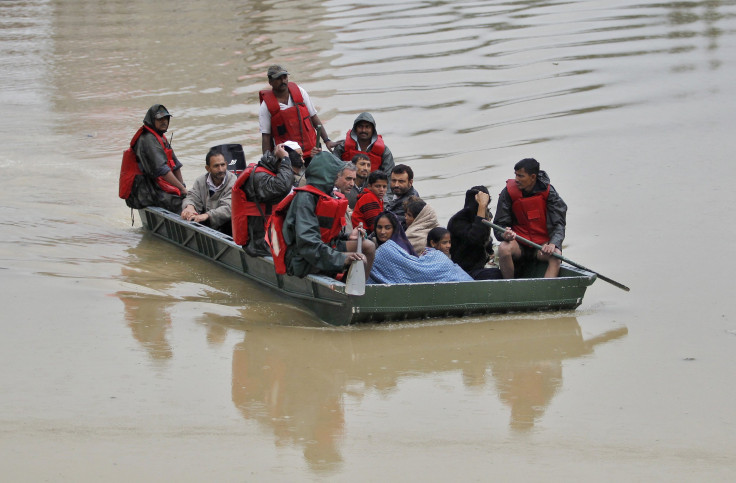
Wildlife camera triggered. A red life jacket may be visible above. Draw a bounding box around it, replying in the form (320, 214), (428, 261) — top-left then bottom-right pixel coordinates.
(259, 82), (317, 154)
(119, 125), (181, 199)
(506, 179), (551, 245)
(231, 163), (277, 246)
(266, 186), (348, 275)
(340, 131), (386, 172)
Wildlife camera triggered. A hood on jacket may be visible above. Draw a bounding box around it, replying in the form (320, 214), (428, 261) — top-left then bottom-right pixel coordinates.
(463, 185), (489, 210)
(531, 170), (551, 193)
(258, 151), (285, 173)
(143, 104), (172, 132)
(305, 151), (344, 194)
(350, 112), (379, 146)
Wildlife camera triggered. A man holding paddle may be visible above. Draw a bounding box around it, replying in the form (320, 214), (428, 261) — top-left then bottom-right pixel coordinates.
(493, 158), (567, 279)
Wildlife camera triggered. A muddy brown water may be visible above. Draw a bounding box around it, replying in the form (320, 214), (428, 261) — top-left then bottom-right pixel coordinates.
(1, 0), (735, 480)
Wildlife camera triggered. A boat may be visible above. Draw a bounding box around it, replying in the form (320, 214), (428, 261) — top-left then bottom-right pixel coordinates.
(137, 206), (597, 325)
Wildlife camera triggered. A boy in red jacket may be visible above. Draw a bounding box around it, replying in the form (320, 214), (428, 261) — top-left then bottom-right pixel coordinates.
(351, 171), (388, 233)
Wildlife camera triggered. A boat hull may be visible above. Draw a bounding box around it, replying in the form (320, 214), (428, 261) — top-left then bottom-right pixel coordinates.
(137, 207), (596, 325)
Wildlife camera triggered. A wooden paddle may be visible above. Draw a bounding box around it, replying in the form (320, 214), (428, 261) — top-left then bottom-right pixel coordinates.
(345, 223), (366, 296)
(482, 220), (630, 292)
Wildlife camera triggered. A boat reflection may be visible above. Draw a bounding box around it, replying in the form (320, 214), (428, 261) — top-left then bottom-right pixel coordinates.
(231, 318), (627, 470)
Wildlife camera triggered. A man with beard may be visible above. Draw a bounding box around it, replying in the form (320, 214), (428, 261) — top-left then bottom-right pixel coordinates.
(385, 164), (419, 228)
(181, 147), (237, 234)
(332, 112), (394, 177)
(493, 158), (567, 279)
(259, 65), (335, 160)
(122, 104), (187, 212)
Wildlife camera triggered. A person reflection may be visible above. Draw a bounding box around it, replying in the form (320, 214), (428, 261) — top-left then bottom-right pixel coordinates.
(115, 241), (178, 361)
(229, 317), (628, 472)
(488, 318), (628, 430)
(231, 330), (346, 472)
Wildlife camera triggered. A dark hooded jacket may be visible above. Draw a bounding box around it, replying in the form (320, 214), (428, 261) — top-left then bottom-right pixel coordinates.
(493, 170), (567, 249)
(332, 112), (395, 176)
(130, 104), (184, 212)
(241, 151), (295, 256)
(448, 185), (494, 272)
(283, 151), (349, 278)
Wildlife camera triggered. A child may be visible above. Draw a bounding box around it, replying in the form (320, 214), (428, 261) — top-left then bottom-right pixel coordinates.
(351, 171), (388, 233)
(426, 227), (452, 257)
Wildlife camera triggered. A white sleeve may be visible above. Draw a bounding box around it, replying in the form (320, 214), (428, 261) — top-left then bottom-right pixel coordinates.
(258, 100), (272, 134)
(299, 86), (318, 117)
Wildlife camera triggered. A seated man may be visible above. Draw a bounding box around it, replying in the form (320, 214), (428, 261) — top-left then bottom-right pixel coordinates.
(120, 104), (187, 212)
(269, 151), (375, 278)
(231, 142), (295, 256)
(345, 153), (371, 209)
(181, 147), (237, 234)
(493, 158), (567, 279)
(334, 161), (357, 232)
(447, 185), (502, 280)
(332, 112), (394, 176)
(385, 164), (419, 227)
(351, 171), (388, 233)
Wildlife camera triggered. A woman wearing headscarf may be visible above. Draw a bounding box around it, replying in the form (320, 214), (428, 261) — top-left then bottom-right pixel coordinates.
(403, 196), (439, 256)
(447, 185), (502, 280)
(368, 211), (471, 284)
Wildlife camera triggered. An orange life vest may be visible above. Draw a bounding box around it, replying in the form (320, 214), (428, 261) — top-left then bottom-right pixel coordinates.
(266, 186), (348, 275)
(259, 82), (317, 154)
(231, 163), (277, 246)
(119, 125), (181, 199)
(506, 179), (551, 245)
(340, 131), (386, 172)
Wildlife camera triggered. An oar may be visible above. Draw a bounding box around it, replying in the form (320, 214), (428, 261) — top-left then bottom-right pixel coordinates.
(345, 223), (365, 296)
(482, 220), (630, 292)
(315, 124), (322, 151)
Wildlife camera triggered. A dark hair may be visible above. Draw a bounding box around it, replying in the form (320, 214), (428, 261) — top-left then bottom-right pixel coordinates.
(374, 211), (398, 246)
(367, 170), (388, 185)
(205, 147), (222, 166)
(351, 153), (370, 164)
(391, 163), (414, 181)
(514, 158), (540, 176)
(403, 196), (426, 218)
(426, 227), (449, 247)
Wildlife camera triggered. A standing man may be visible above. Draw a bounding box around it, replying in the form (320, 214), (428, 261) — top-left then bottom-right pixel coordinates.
(493, 158), (567, 279)
(332, 112), (394, 176)
(181, 147), (237, 234)
(259, 65), (336, 160)
(385, 164), (419, 227)
(121, 104), (187, 212)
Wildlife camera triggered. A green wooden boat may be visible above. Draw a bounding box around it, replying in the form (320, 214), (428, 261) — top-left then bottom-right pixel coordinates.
(138, 207), (597, 325)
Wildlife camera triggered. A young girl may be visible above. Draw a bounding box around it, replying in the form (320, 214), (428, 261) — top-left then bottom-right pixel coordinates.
(404, 196), (439, 255)
(426, 227), (451, 257)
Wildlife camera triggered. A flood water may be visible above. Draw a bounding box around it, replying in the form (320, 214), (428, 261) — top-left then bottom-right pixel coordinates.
(1, 0), (735, 480)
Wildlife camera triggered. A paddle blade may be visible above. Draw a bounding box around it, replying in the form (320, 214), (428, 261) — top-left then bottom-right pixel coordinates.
(345, 259), (365, 296)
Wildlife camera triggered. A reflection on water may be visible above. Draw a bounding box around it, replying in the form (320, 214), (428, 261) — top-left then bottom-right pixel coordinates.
(231, 318), (627, 471)
(113, 234), (325, 360)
